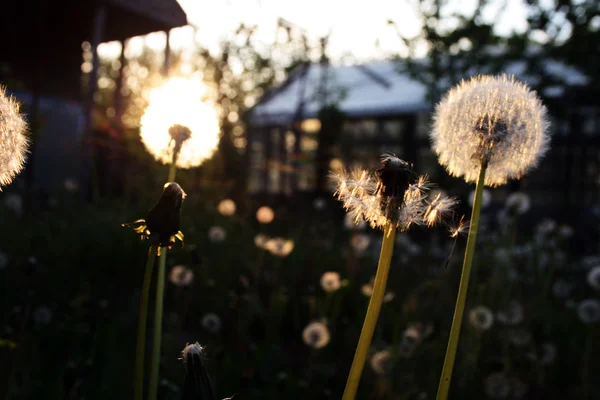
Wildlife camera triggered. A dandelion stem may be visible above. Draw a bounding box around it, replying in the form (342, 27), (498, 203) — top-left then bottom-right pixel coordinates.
(168, 162), (177, 182)
(436, 165), (487, 400)
(342, 223), (396, 400)
(134, 244), (158, 400)
(149, 246), (168, 400)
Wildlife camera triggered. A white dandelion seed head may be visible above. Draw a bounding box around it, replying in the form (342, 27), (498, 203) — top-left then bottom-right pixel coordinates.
(169, 265), (194, 287)
(484, 372), (512, 399)
(577, 299), (600, 324)
(431, 74), (550, 187)
(370, 350), (393, 375)
(208, 226), (226, 243)
(0, 87), (29, 188)
(497, 301), (524, 326)
(469, 305), (494, 331)
(302, 321), (330, 349)
(320, 271), (341, 293)
(201, 313), (222, 334)
(505, 192), (531, 215)
(256, 206), (274, 224)
(586, 266), (600, 290)
(350, 233), (371, 254)
(217, 199), (236, 216)
(332, 155), (456, 231)
(140, 78), (220, 169)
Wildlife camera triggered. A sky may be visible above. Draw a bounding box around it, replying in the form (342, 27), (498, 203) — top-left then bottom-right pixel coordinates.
(99, 0), (531, 62)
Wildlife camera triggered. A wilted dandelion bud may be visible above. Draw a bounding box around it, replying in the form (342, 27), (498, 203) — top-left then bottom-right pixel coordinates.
(431, 74), (550, 186)
(0, 86), (29, 188)
(145, 182), (186, 245)
(332, 154), (457, 230)
(180, 343), (217, 400)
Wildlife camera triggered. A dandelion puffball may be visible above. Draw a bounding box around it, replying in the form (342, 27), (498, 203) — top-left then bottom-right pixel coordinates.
(431, 74), (550, 186)
(0, 86), (29, 188)
(140, 77), (220, 168)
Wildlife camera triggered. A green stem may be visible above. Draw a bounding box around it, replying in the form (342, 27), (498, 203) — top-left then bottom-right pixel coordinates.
(134, 244), (158, 400)
(342, 223), (397, 400)
(168, 162), (177, 182)
(436, 165), (487, 400)
(149, 247), (168, 400)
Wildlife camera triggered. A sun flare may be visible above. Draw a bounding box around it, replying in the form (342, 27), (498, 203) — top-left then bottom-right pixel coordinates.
(140, 77), (220, 169)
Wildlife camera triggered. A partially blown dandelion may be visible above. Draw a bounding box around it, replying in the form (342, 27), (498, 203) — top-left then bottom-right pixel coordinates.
(0, 86), (29, 188)
(431, 74), (550, 187)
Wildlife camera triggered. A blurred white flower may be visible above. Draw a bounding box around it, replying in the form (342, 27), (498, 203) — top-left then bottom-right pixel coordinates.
(265, 237), (294, 257)
(217, 199), (236, 216)
(431, 74), (550, 187)
(468, 188), (491, 208)
(169, 265), (194, 287)
(577, 299), (600, 324)
(256, 206), (274, 224)
(484, 372), (512, 399)
(586, 266), (600, 290)
(3, 193), (22, 216)
(320, 272), (341, 293)
(302, 321), (330, 349)
(333, 155), (456, 230)
(33, 306), (52, 327)
(469, 306), (494, 331)
(344, 212), (366, 230)
(201, 313), (222, 334)
(0, 86), (29, 188)
(63, 178), (79, 192)
(140, 78), (220, 168)
(254, 233), (269, 249)
(350, 233), (371, 254)
(208, 226), (226, 243)
(505, 192), (531, 215)
(370, 349), (392, 375)
(497, 301), (524, 326)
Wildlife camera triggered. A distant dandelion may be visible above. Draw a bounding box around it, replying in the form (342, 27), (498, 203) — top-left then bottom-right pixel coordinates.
(497, 301), (524, 326)
(169, 265), (194, 287)
(140, 78), (220, 168)
(468, 188), (491, 208)
(577, 299), (600, 324)
(302, 321), (330, 349)
(217, 199), (236, 216)
(469, 306), (494, 331)
(208, 226), (226, 243)
(505, 192), (531, 215)
(586, 266), (600, 290)
(350, 233), (371, 254)
(332, 154), (456, 230)
(536, 218), (557, 235)
(383, 291), (395, 303)
(484, 372), (512, 399)
(254, 233), (269, 249)
(431, 74), (550, 186)
(63, 178), (79, 192)
(201, 313), (222, 334)
(265, 237), (294, 257)
(557, 225), (574, 238)
(320, 272), (342, 293)
(256, 206), (274, 224)
(370, 350), (393, 375)
(0, 86), (29, 188)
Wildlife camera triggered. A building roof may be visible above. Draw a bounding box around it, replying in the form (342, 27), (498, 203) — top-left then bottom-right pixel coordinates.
(249, 58), (588, 126)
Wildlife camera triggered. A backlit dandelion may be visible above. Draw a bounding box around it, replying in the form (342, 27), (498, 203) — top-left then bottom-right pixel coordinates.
(370, 350), (393, 375)
(505, 192), (531, 215)
(201, 313), (222, 334)
(332, 155), (456, 231)
(208, 226), (226, 243)
(302, 321), (330, 349)
(431, 74), (549, 187)
(586, 266), (600, 290)
(577, 299), (600, 324)
(140, 78), (220, 169)
(350, 233), (371, 254)
(468, 306), (494, 331)
(265, 237), (294, 257)
(217, 199), (236, 216)
(468, 188), (491, 208)
(169, 265), (194, 287)
(0, 86), (29, 188)
(497, 301), (524, 326)
(256, 206), (274, 224)
(320, 272), (342, 293)
(254, 233), (269, 249)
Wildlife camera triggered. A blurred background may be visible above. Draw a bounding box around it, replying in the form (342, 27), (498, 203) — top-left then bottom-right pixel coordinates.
(0, 0), (599, 399)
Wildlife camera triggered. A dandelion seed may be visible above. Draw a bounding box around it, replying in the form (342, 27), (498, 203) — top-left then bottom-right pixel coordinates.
(302, 321), (330, 349)
(320, 272), (341, 293)
(332, 154), (456, 230)
(350, 233), (371, 254)
(217, 199), (236, 216)
(431, 74), (550, 186)
(256, 206), (274, 224)
(169, 265), (194, 287)
(468, 188), (491, 208)
(448, 215), (469, 238)
(586, 266), (600, 290)
(0, 86), (29, 188)
(505, 192), (531, 215)
(577, 299), (600, 324)
(370, 350), (392, 375)
(469, 306), (494, 331)
(484, 372), (512, 399)
(3, 193), (22, 217)
(208, 226), (226, 243)
(497, 301), (524, 326)
(424, 193), (459, 227)
(201, 313), (222, 334)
